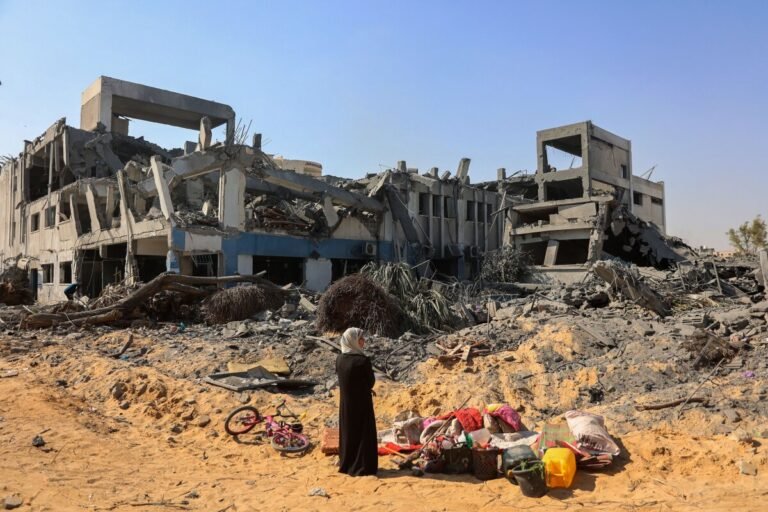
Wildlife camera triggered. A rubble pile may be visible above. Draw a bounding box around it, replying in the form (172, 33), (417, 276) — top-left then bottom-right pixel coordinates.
(0, 265), (33, 306)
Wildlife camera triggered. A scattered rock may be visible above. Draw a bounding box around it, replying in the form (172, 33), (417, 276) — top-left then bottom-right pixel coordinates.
(111, 382), (127, 400)
(3, 495), (22, 509)
(237, 392), (250, 404)
(31, 435), (45, 447)
(196, 415), (211, 428)
(185, 490), (200, 499)
(308, 487), (329, 498)
(119, 401), (130, 410)
(722, 408), (742, 424)
(738, 460), (757, 476)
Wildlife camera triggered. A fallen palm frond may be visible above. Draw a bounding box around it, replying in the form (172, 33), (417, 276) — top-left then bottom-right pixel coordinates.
(361, 262), (457, 332)
(203, 284), (285, 324)
(316, 273), (405, 337)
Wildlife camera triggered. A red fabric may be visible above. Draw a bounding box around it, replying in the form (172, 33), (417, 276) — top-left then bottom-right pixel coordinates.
(452, 408), (483, 433)
(377, 442), (421, 456)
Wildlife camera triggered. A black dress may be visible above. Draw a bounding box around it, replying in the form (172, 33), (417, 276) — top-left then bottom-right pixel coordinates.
(336, 353), (378, 476)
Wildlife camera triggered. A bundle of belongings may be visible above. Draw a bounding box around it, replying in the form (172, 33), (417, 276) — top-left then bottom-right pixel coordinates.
(535, 410), (620, 469)
(376, 404), (537, 473)
(373, 405), (620, 480)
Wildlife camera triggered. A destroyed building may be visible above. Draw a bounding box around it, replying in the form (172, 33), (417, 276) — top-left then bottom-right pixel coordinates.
(500, 121), (686, 282)
(0, 77), (505, 303)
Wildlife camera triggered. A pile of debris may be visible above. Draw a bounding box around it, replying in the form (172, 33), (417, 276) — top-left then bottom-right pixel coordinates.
(0, 265), (33, 306)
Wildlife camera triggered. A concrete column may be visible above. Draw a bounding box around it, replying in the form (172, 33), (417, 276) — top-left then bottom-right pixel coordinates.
(150, 156), (174, 220)
(166, 250), (180, 274)
(85, 184), (103, 232)
(543, 240), (560, 266)
(304, 258), (332, 292)
(218, 167), (246, 229)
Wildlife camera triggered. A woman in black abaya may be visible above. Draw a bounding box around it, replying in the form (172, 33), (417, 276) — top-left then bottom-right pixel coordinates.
(336, 327), (378, 476)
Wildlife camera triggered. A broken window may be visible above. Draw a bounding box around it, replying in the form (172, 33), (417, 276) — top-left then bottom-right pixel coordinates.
(191, 254), (218, 277)
(418, 193), (429, 216)
(443, 197), (456, 218)
(543, 135), (583, 172)
(544, 178), (584, 200)
(31, 213), (40, 232)
(651, 196), (663, 206)
(253, 256), (304, 285)
(44, 207), (56, 228)
(621, 164), (629, 179)
(520, 241), (548, 265)
(59, 200), (71, 222)
(331, 259), (365, 281)
(466, 200), (476, 221)
(633, 191), (643, 206)
(554, 239), (590, 265)
(59, 262), (72, 283)
(77, 203), (91, 233)
(432, 196), (442, 217)
(26, 165), (49, 201)
(41, 264), (53, 284)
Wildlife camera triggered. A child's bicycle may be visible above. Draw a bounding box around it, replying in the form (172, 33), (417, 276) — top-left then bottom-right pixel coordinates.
(224, 400), (310, 455)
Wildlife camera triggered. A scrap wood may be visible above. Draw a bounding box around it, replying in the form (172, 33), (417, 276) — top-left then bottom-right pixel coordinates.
(677, 357), (728, 418)
(20, 273), (285, 329)
(635, 397), (709, 411)
(111, 334), (134, 359)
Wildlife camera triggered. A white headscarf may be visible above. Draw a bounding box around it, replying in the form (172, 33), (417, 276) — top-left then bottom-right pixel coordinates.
(340, 327), (365, 355)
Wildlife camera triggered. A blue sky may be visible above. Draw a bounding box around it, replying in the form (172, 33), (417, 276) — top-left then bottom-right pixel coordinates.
(1, 0), (766, 250)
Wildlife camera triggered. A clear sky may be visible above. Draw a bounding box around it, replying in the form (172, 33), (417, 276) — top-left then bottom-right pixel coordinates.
(1, 0), (766, 250)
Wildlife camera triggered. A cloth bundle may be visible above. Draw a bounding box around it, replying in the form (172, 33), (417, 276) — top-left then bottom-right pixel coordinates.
(564, 410), (620, 456)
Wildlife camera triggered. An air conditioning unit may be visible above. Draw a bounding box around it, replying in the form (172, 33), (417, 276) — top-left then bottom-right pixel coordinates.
(468, 246), (480, 258)
(363, 242), (377, 257)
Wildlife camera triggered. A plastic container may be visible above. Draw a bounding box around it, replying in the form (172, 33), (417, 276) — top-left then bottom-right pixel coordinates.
(512, 460), (548, 498)
(541, 447), (576, 489)
(467, 428), (492, 447)
(471, 447), (500, 480)
(502, 445), (537, 481)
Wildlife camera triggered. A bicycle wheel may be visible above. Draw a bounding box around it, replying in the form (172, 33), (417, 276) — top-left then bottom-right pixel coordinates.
(270, 431), (310, 454)
(224, 406), (261, 436)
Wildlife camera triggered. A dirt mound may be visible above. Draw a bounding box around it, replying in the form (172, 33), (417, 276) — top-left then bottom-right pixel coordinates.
(203, 284), (285, 324)
(316, 274), (405, 337)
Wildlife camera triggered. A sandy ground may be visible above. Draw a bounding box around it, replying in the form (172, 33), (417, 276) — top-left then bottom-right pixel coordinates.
(1, 323), (767, 511)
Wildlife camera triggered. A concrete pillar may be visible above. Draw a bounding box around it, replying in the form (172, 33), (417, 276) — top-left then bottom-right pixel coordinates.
(304, 258), (332, 292)
(218, 167), (246, 229)
(543, 240), (560, 266)
(166, 250), (180, 274)
(497, 168), (506, 181)
(150, 156), (174, 220)
(237, 254), (253, 275)
(456, 158), (471, 183)
(85, 184), (103, 232)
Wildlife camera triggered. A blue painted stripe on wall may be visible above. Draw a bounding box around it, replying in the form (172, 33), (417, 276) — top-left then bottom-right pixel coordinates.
(171, 227), (395, 263)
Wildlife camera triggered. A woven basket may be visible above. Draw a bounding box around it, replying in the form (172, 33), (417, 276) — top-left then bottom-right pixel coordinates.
(441, 445), (473, 474)
(472, 447), (500, 480)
